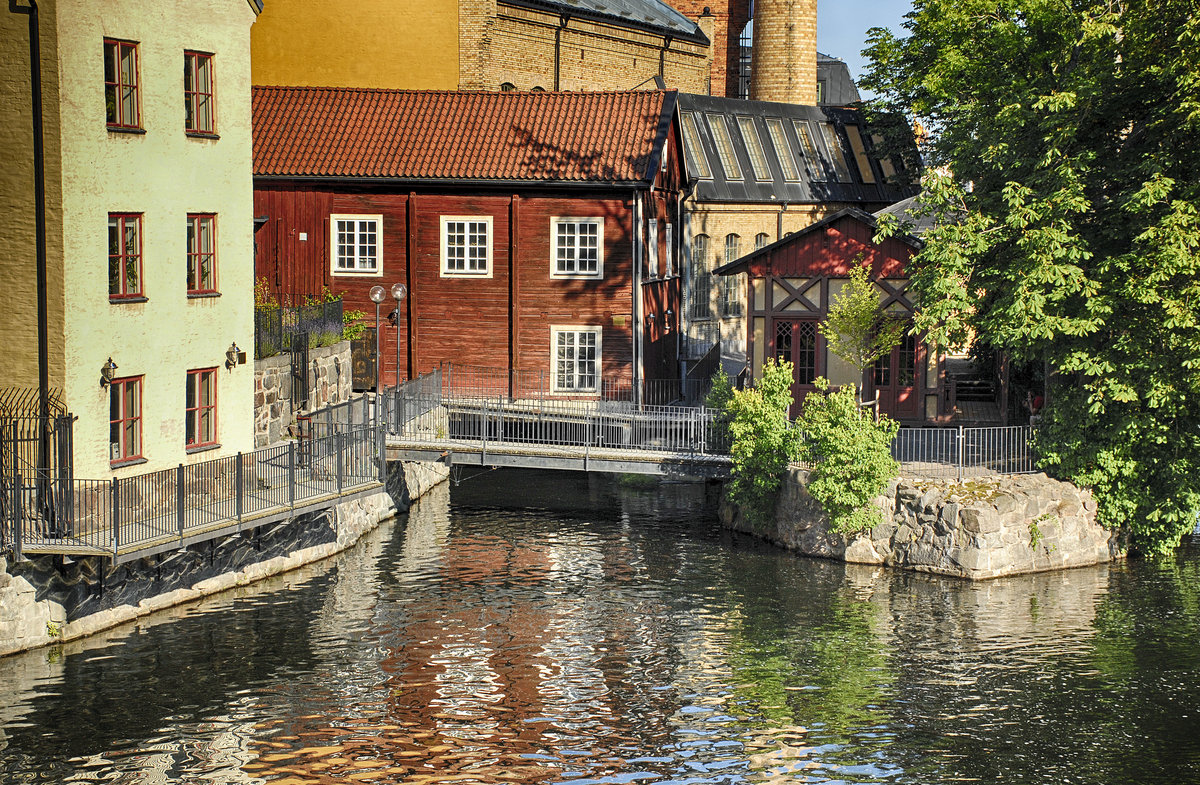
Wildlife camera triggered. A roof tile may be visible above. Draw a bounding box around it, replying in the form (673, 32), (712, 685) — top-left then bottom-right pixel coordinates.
(253, 87), (672, 184)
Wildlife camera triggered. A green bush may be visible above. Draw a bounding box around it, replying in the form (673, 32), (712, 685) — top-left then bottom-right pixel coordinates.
(722, 360), (802, 529)
(705, 367), (735, 447)
(799, 378), (899, 534)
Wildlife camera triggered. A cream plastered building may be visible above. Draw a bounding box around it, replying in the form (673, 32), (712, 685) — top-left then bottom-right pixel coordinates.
(1, 0), (260, 478)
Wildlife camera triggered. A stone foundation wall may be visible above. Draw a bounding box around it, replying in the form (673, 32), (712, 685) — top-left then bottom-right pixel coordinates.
(254, 340), (353, 447)
(0, 460), (450, 657)
(722, 469), (1126, 580)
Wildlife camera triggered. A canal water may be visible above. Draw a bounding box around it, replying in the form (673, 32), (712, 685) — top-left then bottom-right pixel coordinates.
(1, 469), (1199, 784)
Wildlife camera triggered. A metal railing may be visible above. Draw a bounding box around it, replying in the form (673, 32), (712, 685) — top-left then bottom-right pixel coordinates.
(891, 425), (1035, 480)
(437, 362), (712, 406)
(254, 299), (344, 360)
(2, 424), (381, 560)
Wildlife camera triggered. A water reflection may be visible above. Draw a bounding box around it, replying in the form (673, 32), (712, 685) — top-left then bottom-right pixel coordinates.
(0, 470), (1198, 784)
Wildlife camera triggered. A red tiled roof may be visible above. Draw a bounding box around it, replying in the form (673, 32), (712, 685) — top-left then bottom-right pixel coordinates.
(253, 87), (674, 183)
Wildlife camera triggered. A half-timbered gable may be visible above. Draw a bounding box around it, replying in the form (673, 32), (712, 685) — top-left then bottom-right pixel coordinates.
(716, 206), (949, 423)
(252, 87), (685, 401)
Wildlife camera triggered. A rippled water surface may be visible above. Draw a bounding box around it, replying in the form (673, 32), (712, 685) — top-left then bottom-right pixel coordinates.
(2, 470), (1200, 784)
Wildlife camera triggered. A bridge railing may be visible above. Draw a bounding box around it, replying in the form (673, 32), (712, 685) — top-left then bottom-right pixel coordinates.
(891, 425), (1035, 480)
(438, 363), (709, 406)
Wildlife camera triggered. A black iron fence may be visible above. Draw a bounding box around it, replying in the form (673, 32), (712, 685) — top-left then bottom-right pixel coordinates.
(254, 299), (344, 360)
(2, 424), (381, 562)
(437, 363), (711, 406)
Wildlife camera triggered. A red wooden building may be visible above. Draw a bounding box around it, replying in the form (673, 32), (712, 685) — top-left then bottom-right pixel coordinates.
(252, 87), (685, 401)
(715, 206), (949, 423)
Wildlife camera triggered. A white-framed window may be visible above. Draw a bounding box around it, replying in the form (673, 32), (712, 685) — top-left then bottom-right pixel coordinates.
(665, 223), (674, 277)
(551, 326), (601, 393)
(330, 214), (382, 275)
(647, 218), (659, 278)
(551, 217), (603, 278)
(441, 216), (492, 277)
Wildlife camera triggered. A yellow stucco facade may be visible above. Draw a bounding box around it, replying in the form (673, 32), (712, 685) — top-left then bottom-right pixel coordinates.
(251, 0), (459, 88)
(0, 0), (259, 478)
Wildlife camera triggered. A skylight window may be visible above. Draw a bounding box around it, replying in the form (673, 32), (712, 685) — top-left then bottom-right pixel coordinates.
(765, 118), (800, 181)
(844, 125), (877, 184)
(792, 120), (825, 181)
(819, 123), (853, 183)
(736, 117), (772, 181)
(705, 114), (742, 180)
(680, 112), (711, 179)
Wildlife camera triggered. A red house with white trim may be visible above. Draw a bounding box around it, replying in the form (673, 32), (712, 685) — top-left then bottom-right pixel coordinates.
(252, 87), (685, 402)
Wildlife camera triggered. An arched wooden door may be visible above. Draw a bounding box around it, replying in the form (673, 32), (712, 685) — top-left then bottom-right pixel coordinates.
(774, 319), (821, 417)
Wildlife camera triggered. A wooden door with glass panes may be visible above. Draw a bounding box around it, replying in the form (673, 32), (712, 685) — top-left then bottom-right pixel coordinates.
(774, 319), (820, 417)
(873, 329), (920, 420)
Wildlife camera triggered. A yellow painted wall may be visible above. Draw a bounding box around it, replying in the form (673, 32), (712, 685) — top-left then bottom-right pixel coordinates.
(0, 1), (66, 394)
(56, 0), (258, 477)
(251, 0), (458, 88)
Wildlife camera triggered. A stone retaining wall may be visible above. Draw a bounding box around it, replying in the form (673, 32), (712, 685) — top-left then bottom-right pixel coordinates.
(0, 460), (449, 657)
(722, 469), (1126, 580)
(254, 340), (353, 447)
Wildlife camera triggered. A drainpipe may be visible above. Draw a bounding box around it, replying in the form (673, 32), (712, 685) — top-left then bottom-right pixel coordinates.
(632, 195), (643, 407)
(777, 201), (788, 241)
(12, 0), (51, 511)
(554, 14), (569, 91)
(659, 36), (672, 81)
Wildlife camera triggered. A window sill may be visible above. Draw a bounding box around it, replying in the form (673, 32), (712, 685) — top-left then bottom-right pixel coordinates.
(110, 296), (148, 304)
(186, 442), (221, 455)
(107, 125), (146, 135)
(110, 456), (147, 469)
(187, 291), (221, 299)
(185, 131), (219, 140)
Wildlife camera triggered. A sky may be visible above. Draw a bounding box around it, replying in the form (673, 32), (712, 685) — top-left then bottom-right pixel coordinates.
(816, 0), (913, 98)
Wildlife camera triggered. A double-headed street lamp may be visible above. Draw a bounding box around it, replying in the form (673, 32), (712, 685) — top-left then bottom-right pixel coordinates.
(389, 283), (407, 387)
(369, 283), (408, 395)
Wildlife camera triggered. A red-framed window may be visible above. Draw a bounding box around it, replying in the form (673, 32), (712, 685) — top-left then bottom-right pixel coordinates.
(108, 213), (143, 300)
(109, 376), (143, 465)
(184, 51), (215, 134)
(185, 368), (218, 449)
(104, 39), (140, 129)
(186, 214), (217, 294)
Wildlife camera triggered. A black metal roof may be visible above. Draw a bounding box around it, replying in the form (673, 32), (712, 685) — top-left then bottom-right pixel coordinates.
(816, 53), (861, 105)
(503, 0), (708, 44)
(677, 93), (918, 207)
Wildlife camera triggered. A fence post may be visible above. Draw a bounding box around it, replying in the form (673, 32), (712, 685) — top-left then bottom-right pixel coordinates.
(11, 425), (22, 560)
(377, 417), (387, 482)
(235, 452), (244, 524)
(956, 425), (964, 483)
(110, 477), (119, 558)
(177, 464), (186, 543)
(288, 441), (296, 511)
(482, 398), (489, 463)
(336, 432), (345, 494)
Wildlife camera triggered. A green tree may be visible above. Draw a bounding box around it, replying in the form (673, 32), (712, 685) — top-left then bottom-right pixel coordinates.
(865, 0), (1200, 555)
(799, 379), (899, 534)
(723, 359), (802, 528)
(820, 262), (905, 400)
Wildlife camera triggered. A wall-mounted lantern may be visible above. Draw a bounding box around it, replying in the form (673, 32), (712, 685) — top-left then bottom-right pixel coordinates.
(664, 309), (674, 333)
(225, 342), (242, 370)
(100, 357), (118, 387)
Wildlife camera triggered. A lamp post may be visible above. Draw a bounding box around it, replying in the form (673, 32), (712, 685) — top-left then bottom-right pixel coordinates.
(368, 285), (386, 395)
(390, 283), (407, 387)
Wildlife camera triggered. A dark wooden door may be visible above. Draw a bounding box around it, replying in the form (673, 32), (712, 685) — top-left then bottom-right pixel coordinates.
(873, 330), (919, 420)
(775, 319), (820, 417)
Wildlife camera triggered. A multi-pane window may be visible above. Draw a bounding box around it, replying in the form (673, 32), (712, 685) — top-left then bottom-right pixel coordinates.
(775, 321), (792, 364)
(552, 218), (602, 277)
(330, 214), (381, 275)
(844, 125), (877, 184)
(720, 234), (743, 317)
(552, 328), (600, 393)
(689, 234), (711, 320)
(108, 213), (143, 300)
(793, 120), (825, 181)
(705, 114), (742, 180)
(765, 118), (801, 181)
(441, 216), (491, 276)
(185, 368), (218, 448)
(795, 321), (818, 384)
(737, 117), (772, 181)
(187, 214), (217, 294)
(819, 123), (854, 183)
(104, 39), (140, 129)
(184, 51), (215, 134)
(109, 376), (142, 464)
(755, 232), (770, 250)
(680, 112), (711, 179)
(665, 223), (674, 277)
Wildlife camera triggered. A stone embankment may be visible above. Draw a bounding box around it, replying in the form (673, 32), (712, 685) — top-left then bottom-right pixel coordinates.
(722, 469), (1125, 579)
(0, 460), (449, 657)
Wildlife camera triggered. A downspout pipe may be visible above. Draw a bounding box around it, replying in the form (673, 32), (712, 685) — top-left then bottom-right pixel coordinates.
(11, 0), (51, 511)
(554, 14), (569, 91)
